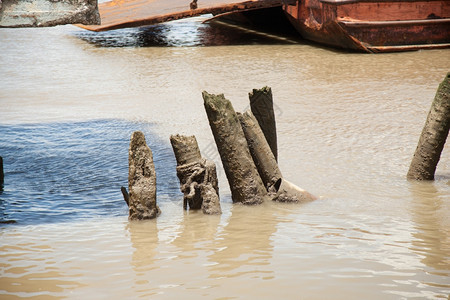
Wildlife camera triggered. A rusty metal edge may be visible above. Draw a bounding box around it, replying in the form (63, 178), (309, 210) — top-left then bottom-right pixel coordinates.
(339, 18), (450, 27)
(368, 42), (450, 52)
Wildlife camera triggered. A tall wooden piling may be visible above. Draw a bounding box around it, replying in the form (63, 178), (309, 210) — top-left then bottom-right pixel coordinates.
(203, 91), (270, 205)
(407, 73), (450, 180)
(238, 110), (282, 189)
(249, 87), (278, 161)
(128, 131), (160, 220)
(239, 110), (317, 203)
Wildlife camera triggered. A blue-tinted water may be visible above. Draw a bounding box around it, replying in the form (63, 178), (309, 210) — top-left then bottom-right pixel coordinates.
(0, 119), (180, 225)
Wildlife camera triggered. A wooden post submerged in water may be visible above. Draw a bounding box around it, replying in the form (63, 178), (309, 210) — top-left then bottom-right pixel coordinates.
(203, 91), (270, 205)
(170, 134), (221, 215)
(127, 131), (160, 220)
(407, 72), (450, 180)
(237, 110), (282, 189)
(238, 109), (317, 203)
(249, 87), (278, 161)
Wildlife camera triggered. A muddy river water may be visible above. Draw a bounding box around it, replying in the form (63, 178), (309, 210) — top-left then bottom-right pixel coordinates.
(0, 16), (449, 299)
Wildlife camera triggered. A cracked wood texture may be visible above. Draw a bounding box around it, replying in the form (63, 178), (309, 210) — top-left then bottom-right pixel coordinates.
(128, 131), (160, 220)
(203, 91), (270, 205)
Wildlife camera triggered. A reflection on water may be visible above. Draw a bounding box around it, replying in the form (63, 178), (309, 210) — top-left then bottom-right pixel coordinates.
(206, 204), (276, 280)
(410, 183), (450, 275)
(74, 15), (302, 47)
(128, 219), (160, 297)
(0, 240), (84, 299)
(0, 15), (449, 300)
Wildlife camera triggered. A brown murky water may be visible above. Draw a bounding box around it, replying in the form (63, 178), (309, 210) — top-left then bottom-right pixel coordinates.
(0, 17), (449, 299)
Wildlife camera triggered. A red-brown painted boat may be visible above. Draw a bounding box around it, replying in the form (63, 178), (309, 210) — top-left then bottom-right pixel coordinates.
(282, 0), (450, 52)
(78, 0), (449, 52)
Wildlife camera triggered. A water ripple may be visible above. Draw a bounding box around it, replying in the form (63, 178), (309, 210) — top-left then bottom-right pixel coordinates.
(0, 119), (179, 225)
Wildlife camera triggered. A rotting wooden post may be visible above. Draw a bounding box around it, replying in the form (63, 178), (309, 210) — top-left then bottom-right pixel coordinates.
(199, 159), (222, 215)
(238, 110), (317, 203)
(0, 156), (4, 191)
(238, 110), (282, 189)
(249, 86), (278, 161)
(170, 135), (202, 166)
(407, 73), (450, 180)
(128, 131), (160, 220)
(170, 134), (221, 214)
(203, 91), (270, 205)
(170, 135), (202, 210)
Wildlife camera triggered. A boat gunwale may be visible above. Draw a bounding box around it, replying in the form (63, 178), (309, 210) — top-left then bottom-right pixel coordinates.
(368, 42), (450, 52)
(338, 18), (450, 27)
(319, 0), (446, 5)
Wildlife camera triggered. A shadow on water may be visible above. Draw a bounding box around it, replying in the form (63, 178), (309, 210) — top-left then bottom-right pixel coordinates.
(73, 12), (304, 48)
(0, 119), (180, 226)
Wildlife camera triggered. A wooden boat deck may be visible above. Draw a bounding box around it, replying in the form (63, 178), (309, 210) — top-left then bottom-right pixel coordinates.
(77, 0), (294, 31)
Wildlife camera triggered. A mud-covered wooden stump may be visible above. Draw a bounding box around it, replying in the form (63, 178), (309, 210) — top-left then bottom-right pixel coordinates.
(170, 134), (221, 214)
(238, 110), (282, 190)
(249, 86), (278, 161)
(203, 91), (270, 205)
(128, 131), (160, 220)
(239, 110), (317, 203)
(407, 72), (450, 180)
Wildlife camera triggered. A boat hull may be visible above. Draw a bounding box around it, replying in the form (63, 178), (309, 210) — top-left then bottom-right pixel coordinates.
(283, 0), (450, 52)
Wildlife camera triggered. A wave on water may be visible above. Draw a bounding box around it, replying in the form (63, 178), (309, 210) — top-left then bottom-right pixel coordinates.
(0, 119), (180, 226)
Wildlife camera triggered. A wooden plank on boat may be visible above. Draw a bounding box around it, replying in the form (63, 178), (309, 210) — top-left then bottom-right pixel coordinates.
(77, 0), (294, 31)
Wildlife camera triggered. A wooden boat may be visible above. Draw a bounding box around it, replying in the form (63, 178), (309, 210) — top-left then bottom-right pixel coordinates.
(282, 0), (450, 52)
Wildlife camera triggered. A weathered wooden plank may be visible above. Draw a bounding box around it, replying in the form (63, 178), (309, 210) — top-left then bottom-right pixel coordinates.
(77, 0), (293, 31)
(0, 0), (100, 27)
